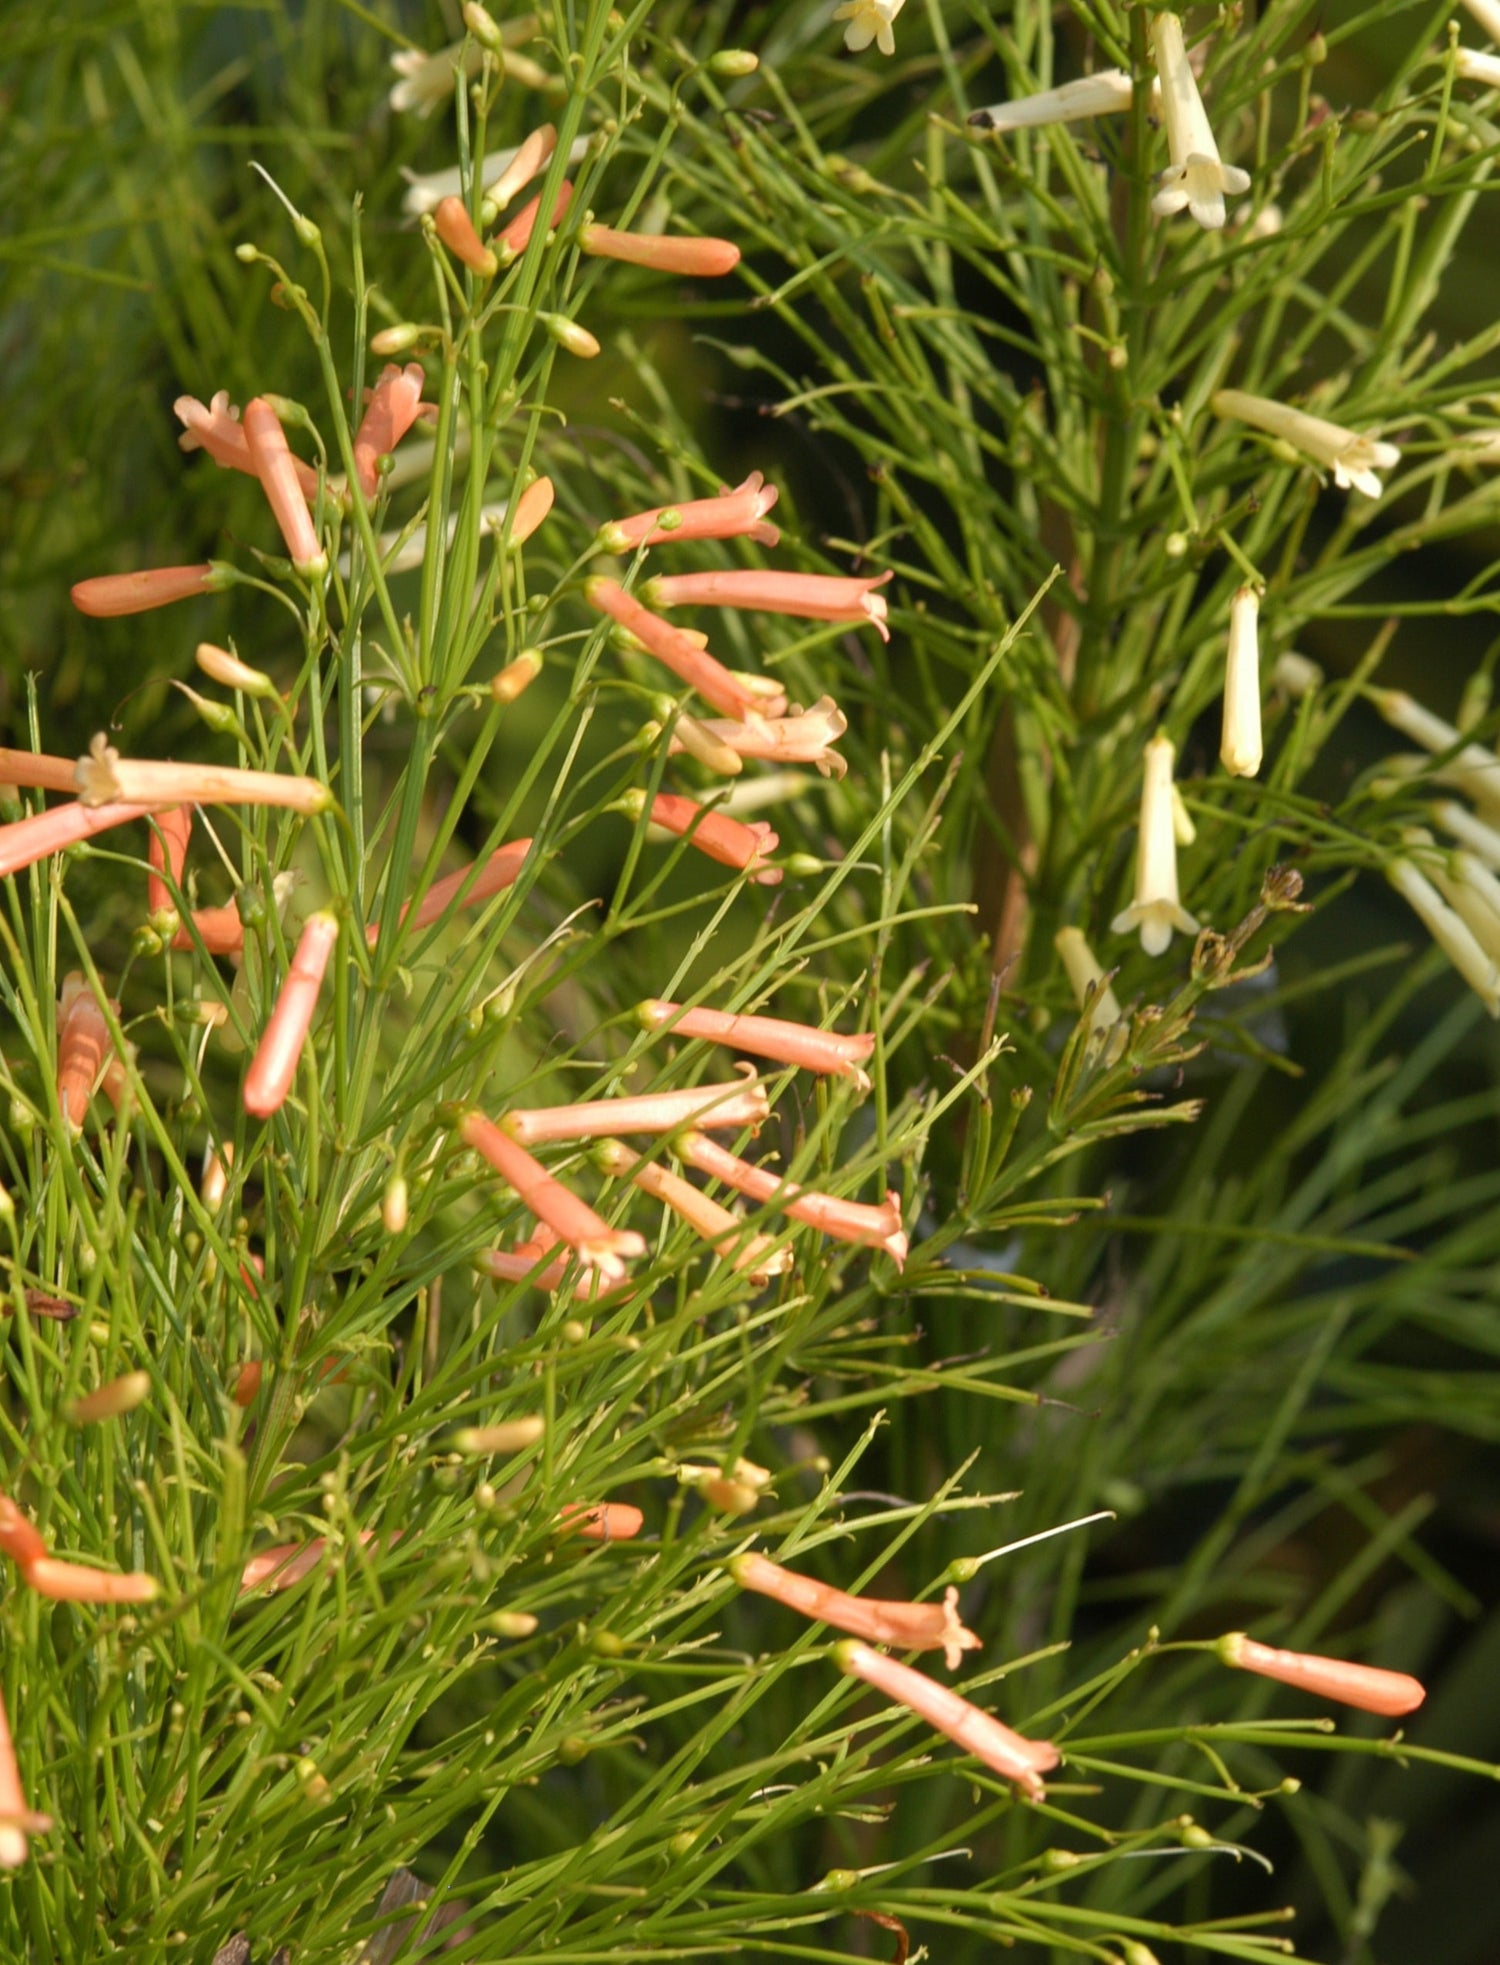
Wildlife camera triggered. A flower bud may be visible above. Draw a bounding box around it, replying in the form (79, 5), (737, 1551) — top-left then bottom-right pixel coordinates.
(462, 1), (506, 51)
(487, 1610), (539, 1638)
(539, 312), (601, 358)
(196, 642), (277, 699)
(708, 49), (759, 77)
(491, 648), (543, 704)
(369, 322), (428, 356)
(67, 1370), (151, 1424)
(381, 1173), (408, 1235)
(453, 1417), (545, 1454)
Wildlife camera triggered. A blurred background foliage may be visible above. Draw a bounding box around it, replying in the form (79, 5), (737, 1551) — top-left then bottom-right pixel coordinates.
(3, 0), (1499, 1959)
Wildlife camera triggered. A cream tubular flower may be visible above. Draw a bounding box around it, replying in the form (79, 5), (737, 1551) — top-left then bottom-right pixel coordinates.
(1434, 798), (1500, 868)
(1111, 734), (1201, 956)
(1368, 688), (1500, 809)
(832, 0), (906, 57)
(969, 70), (1135, 134)
(1386, 856), (1500, 1014)
(1457, 47), (1500, 87)
(1212, 389), (1401, 498)
(1149, 13), (1249, 230)
(1054, 927), (1125, 1057)
(1220, 585), (1263, 778)
(1461, 0), (1500, 46)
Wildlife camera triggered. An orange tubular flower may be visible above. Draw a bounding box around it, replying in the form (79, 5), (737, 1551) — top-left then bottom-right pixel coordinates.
(242, 397), (327, 574)
(559, 1502), (644, 1543)
(352, 361), (429, 500)
(730, 1552), (980, 1670)
(71, 564), (220, 617)
(668, 698), (849, 779)
(594, 1138), (791, 1282)
(676, 1130), (908, 1266)
(230, 1360), (263, 1407)
(0, 749), (84, 795)
(501, 1068), (769, 1146)
(0, 799), (160, 879)
(497, 179), (573, 253)
(243, 910), (340, 1118)
(601, 471), (780, 553)
(369, 838), (532, 945)
(507, 475), (555, 545)
(623, 790), (780, 884)
(56, 973), (116, 1130)
(0, 1687), (51, 1870)
(645, 568), (893, 643)
(1216, 1633), (1426, 1716)
(76, 736), (333, 816)
(487, 122), (558, 209)
(638, 1000), (874, 1090)
(147, 807), (193, 919)
(25, 1557), (159, 1605)
(0, 1498), (47, 1572)
(585, 578), (785, 720)
(459, 1109), (646, 1282)
(477, 1240), (571, 1290)
(578, 224), (740, 277)
(240, 1529), (378, 1593)
(432, 196), (500, 278)
(835, 1639), (1058, 1798)
(171, 903), (246, 956)
(175, 391), (320, 496)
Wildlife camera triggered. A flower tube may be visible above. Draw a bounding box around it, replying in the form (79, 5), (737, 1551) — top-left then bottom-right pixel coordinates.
(1457, 46), (1500, 86)
(196, 641), (278, 698)
(1434, 799), (1500, 868)
(0, 799), (160, 879)
(0, 1499), (47, 1571)
(242, 398), (326, 574)
(351, 362), (430, 500)
(969, 70), (1142, 133)
(1211, 388), (1401, 499)
(643, 568), (892, 643)
(1054, 927), (1125, 1057)
(71, 565), (221, 617)
(170, 903), (247, 956)
(1216, 1633), (1425, 1716)
(0, 749), (86, 795)
(458, 1109), (646, 1281)
(676, 1130), (907, 1265)
(0, 1689), (50, 1869)
(1431, 848), (1500, 961)
(620, 790), (781, 883)
(56, 973), (115, 1130)
(1149, 13), (1250, 229)
(146, 807), (192, 920)
(594, 1139), (791, 1282)
(76, 736), (332, 816)
(497, 180), (573, 253)
(834, 1640), (1057, 1797)
(1220, 585), (1263, 778)
(1110, 733), (1201, 955)
(731, 1552), (980, 1669)
(1368, 688), (1500, 809)
(670, 699), (849, 779)
(243, 911), (340, 1117)
(559, 1502), (644, 1542)
(174, 391), (320, 496)
(240, 1530), (378, 1592)
(1386, 856), (1500, 1014)
(24, 1557), (159, 1605)
(1462, 0), (1500, 46)
(585, 578), (783, 719)
(369, 839), (531, 945)
(637, 1000), (874, 1089)
(477, 1241), (571, 1290)
(432, 196), (498, 279)
(578, 225), (740, 276)
(402, 126), (576, 212)
(501, 1069), (769, 1146)
(599, 471), (780, 553)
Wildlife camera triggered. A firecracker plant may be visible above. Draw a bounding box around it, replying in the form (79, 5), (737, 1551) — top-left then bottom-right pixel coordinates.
(3, 0), (1500, 1960)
